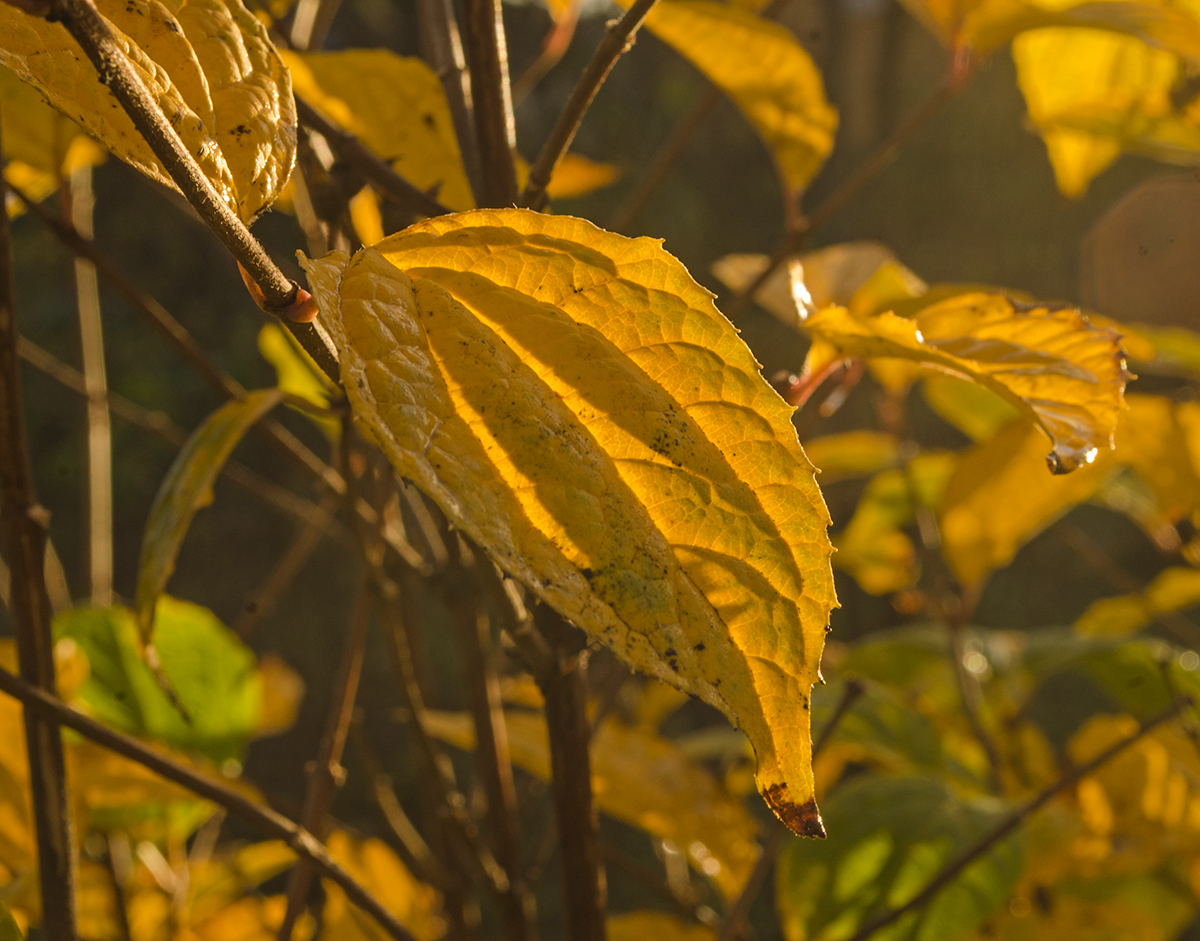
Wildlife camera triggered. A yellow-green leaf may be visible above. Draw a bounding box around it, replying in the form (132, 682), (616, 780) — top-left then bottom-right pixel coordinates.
(0, 0), (295, 221)
(805, 431), (900, 482)
(0, 900), (22, 941)
(301, 208), (836, 835)
(258, 323), (337, 438)
(922, 374), (1021, 442)
(424, 709), (761, 898)
(609, 912), (714, 941)
(834, 470), (917, 595)
(1014, 28), (1200, 197)
(136, 389), (283, 639)
(635, 0), (837, 197)
(1076, 567), (1200, 636)
(802, 292), (1130, 473)
(283, 48), (474, 213)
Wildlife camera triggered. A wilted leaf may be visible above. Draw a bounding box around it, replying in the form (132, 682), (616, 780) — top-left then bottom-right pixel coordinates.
(805, 431), (900, 482)
(425, 709), (761, 897)
(320, 831), (444, 941)
(283, 48), (474, 213)
(776, 776), (1022, 941)
(135, 388), (283, 638)
(301, 209), (836, 835)
(633, 0), (837, 197)
(56, 599), (264, 763)
(834, 470), (917, 595)
(608, 912), (714, 941)
(1014, 28), (1200, 197)
(0, 0), (295, 221)
(801, 291), (1130, 473)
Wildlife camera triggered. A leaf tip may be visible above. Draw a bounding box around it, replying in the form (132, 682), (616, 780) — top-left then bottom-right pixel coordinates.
(763, 784), (826, 839)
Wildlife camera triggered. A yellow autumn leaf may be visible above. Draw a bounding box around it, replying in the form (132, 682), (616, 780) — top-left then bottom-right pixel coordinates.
(804, 431), (900, 482)
(1014, 28), (1200, 198)
(320, 831), (444, 941)
(1076, 567), (1200, 636)
(301, 208), (836, 836)
(631, 0), (837, 197)
(283, 48), (474, 213)
(0, 0), (295, 222)
(423, 709), (761, 898)
(833, 470), (917, 595)
(608, 912), (715, 941)
(802, 292), (1130, 473)
(922, 374), (1021, 442)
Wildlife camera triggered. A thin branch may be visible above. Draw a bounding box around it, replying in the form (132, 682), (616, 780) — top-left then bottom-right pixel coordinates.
(289, 0), (342, 51)
(278, 574), (372, 941)
(0, 664), (421, 941)
(461, 0), (519, 207)
(66, 164), (114, 605)
(40, 0), (338, 378)
(295, 97), (452, 219)
(512, 0), (582, 106)
(0, 120), (78, 941)
(519, 0), (660, 211)
(600, 842), (706, 922)
(448, 541), (537, 941)
(715, 679), (865, 941)
(846, 698), (1189, 941)
(729, 72), (965, 318)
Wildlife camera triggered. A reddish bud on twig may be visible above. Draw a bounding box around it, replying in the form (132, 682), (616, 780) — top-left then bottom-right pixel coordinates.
(238, 262), (319, 322)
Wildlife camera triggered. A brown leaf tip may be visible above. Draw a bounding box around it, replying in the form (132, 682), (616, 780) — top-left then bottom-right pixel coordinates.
(763, 784), (826, 839)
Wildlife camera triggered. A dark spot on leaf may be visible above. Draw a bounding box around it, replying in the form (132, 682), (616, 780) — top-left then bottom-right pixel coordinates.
(763, 785), (825, 838)
(692, 642), (705, 652)
(423, 114), (436, 129)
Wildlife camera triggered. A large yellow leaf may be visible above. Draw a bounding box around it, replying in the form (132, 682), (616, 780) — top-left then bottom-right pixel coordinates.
(1014, 28), (1200, 197)
(802, 292), (1130, 473)
(283, 49), (474, 213)
(300, 208), (836, 836)
(424, 709), (761, 898)
(0, 0), (295, 221)
(633, 0), (837, 197)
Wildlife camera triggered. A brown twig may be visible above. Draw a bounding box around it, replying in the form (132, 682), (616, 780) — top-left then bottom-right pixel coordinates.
(521, 608), (606, 941)
(0, 118), (78, 941)
(730, 72), (966, 318)
(461, 0), (519, 206)
(295, 97), (452, 219)
(277, 574), (372, 940)
(519, 0), (660, 211)
(44, 0), (340, 376)
(845, 698), (1189, 941)
(511, 0), (582, 106)
(0, 664), (421, 941)
(715, 679), (865, 941)
(448, 541), (537, 941)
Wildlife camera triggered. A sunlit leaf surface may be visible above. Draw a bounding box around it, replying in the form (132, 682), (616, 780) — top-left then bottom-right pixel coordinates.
(0, 0), (296, 221)
(303, 209), (835, 834)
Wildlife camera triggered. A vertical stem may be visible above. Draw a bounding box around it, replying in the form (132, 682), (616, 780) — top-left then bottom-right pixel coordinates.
(531, 608), (605, 941)
(461, 0), (519, 206)
(449, 543), (537, 941)
(69, 164), (113, 606)
(0, 120), (78, 941)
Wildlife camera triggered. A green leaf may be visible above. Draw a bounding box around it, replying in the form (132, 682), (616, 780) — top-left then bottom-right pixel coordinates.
(425, 708), (762, 898)
(135, 388), (282, 639)
(257, 323), (337, 439)
(282, 48), (474, 214)
(55, 599), (263, 763)
(635, 0), (838, 197)
(0, 0), (295, 221)
(801, 291), (1131, 473)
(776, 776), (1022, 941)
(0, 900), (22, 941)
(302, 209), (836, 835)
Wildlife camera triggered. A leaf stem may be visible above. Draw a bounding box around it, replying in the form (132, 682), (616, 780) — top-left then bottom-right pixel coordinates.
(0, 663), (422, 941)
(846, 698), (1190, 941)
(520, 0), (660, 211)
(0, 109), (78, 941)
(461, 0), (519, 206)
(277, 574), (372, 941)
(44, 0), (340, 376)
(730, 70), (966, 318)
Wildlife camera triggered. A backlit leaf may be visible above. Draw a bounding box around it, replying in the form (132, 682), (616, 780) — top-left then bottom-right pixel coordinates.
(135, 388), (283, 638)
(320, 831), (444, 941)
(805, 431), (900, 482)
(801, 292), (1130, 473)
(301, 208), (836, 835)
(776, 776), (1021, 941)
(921, 374), (1021, 442)
(424, 708), (761, 898)
(608, 912), (714, 941)
(633, 0), (837, 197)
(56, 599), (264, 763)
(515, 151), (621, 201)
(283, 48), (474, 213)
(257, 323), (337, 438)
(0, 0), (296, 221)
(1014, 28), (1200, 197)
